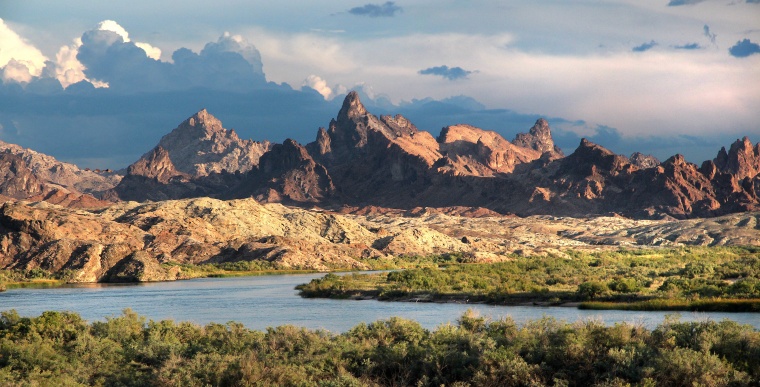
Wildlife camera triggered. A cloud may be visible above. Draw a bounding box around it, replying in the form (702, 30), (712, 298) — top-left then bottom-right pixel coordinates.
(632, 41), (657, 52)
(95, 20), (161, 60)
(674, 43), (701, 50)
(348, 2), (402, 17)
(667, 0), (707, 5)
(73, 22), (267, 93)
(729, 38), (760, 57)
(0, 19), (48, 82)
(703, 25), (716, 45)
(418, 65), (473, 80)
(302, 74), (333, 99)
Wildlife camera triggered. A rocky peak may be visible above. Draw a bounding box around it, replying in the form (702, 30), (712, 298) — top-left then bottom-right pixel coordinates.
(558, 138), (632, 178)
(0, 140), (121, 194)
(337, 91), (367, 121)
(248, 139), (335, 203)
(629, 152), (660, 169)
(140, 109), (270, 177)
(719, 137), (760, 180)
(182, 109), (225, 138)
(512, 118), (563, 156)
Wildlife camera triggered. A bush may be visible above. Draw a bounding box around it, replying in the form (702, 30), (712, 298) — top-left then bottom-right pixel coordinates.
(577, 281), (608, 300)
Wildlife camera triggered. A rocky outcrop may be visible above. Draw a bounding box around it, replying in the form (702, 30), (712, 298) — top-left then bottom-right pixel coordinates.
(512, 118), (564, 156)
(148, 109), (270, 177)
(230, 139), (335, 203)
(437, 124), (542, 176)
(0, 152), (47, 198)
(629, 152), (660, 169)
(0, 152), (113, 209)
(713, 137), (760, 180)
(109, 109), (270, 202)
(0, 140), (121, 195)
(2, 194), (759, 282)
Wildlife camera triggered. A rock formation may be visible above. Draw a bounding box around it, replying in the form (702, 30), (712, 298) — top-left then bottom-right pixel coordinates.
(512, 118), (564, 156)
(3, 91), (759, 219)
(0, 140), (121, 195)
(629, 152), (660, 169)
(147, 109), (271, 177)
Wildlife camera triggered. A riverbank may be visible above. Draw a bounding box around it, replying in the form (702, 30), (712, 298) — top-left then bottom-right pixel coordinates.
(297, 247), (760, 313)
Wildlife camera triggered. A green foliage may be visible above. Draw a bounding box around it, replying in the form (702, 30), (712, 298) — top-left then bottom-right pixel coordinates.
(578, 281), (609, 300)
(298, 246), (760, 311)
(0, 310), (757, 386)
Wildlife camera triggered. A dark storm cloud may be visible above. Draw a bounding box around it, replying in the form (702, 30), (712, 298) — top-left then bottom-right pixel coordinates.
(667, 0), (707, 5)
(632, 41), (657, 52)
(348, 2), (402, 17)
(674, 43), (701, 50)
(418, 65), (473, 80)
(703, 25), (717, 45)
(729, 39), (760, 57)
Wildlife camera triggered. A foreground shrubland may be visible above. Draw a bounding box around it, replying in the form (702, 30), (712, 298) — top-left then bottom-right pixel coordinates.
(0, 309), (758, 386)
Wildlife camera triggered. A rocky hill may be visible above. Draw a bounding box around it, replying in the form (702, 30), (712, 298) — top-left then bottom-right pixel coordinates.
(2, 197), (758, 282)
(0, 145), (114, 209)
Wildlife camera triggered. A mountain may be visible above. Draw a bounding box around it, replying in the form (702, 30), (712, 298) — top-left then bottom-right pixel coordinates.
(110, 109), (268, 201)
(0, 140), (121, 195)
(146, 109), (270, 177)
(0, 143), (114, 209)
(4, 91), (758, 219)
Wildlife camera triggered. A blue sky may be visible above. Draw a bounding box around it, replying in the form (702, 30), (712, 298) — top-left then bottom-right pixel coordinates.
(0, 0), (759, 168)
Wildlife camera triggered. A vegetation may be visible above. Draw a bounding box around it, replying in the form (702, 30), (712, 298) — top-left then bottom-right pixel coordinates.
(298, 246), (760, 312)
(0, 309), (757, 386)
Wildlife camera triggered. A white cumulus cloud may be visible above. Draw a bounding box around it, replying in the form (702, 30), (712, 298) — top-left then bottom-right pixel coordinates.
(303, 74), (333, 99)
(0, 18), (48, 83)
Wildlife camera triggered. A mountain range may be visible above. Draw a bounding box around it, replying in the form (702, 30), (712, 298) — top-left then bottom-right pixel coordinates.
(1, 91), (759, 218)
(1, 91), (759, 282)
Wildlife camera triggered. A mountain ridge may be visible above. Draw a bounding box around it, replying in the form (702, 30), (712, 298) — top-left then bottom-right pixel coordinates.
(2, 91), (759, 219)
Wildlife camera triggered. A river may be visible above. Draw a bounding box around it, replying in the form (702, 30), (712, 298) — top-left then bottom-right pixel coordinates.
(2, 273), (758, 332)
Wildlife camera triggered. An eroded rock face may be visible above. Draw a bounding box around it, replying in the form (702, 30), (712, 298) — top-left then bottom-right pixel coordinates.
(437, 124), (542, 176)
(713, 137), (760, 180)
(2, 195), (759, 283)
(0, 140), (121, 195)
(512, 118), (564, 156)
(0, 152), (113, 209)
(629, 152), (660, 169)
(150, 109), (271, 177)
(230, 139), (335, 203)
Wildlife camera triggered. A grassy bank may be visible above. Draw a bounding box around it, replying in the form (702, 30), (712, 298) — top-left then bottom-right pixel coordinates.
(0, 309), (757, 386)
(298, 246), (760, 312)
(581, 298), (760, 312)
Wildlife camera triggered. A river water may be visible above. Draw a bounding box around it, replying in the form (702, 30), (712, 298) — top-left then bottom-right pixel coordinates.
(1, 273), (757, 332)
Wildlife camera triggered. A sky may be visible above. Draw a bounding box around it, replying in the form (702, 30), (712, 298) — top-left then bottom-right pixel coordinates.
(0, 0), (759, 169)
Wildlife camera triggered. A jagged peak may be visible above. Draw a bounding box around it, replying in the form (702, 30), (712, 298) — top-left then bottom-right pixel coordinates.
(177, 108), (225, 136)
(337, 91), (367, 121)
(530, 118), (550, 135)
(513, 118), (561, 155)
